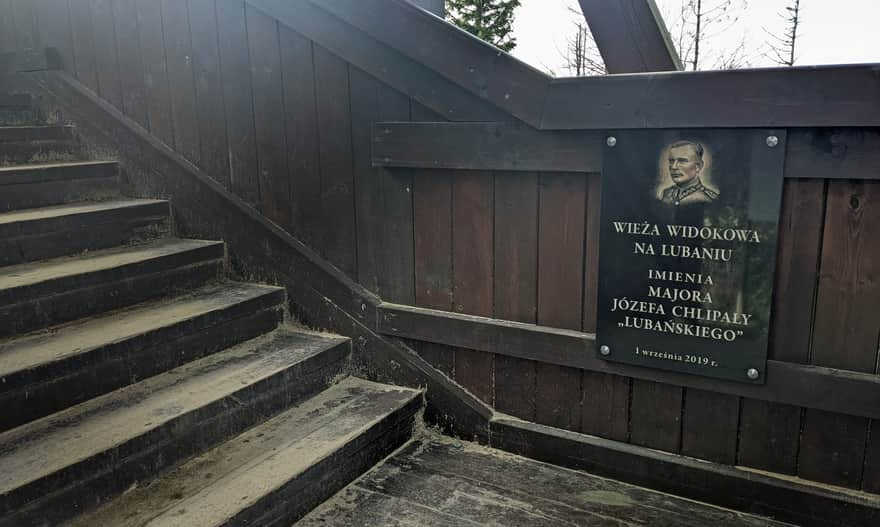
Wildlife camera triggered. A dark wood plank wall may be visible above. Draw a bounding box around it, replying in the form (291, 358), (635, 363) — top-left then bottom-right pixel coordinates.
(19, 0), (880, 494)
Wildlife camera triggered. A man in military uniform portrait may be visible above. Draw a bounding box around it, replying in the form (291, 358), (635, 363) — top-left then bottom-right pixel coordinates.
(659, 140), (719, 206)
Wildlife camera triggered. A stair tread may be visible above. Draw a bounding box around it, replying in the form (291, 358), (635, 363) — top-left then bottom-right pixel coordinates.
(0, 198), (166, 225)
(68, 378), (421, 526)
(0, 159), (114, 174)
(0, 281), (283, 378)
(0, 328), (349, 496)
(0, 238), (222, 291)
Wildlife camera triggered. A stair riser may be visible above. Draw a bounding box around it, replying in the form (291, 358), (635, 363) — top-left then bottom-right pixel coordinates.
(236, 400), (421, 527)
(0, 163), (119, 211)
(0, 141), (81, 166)
(0, 127), (73, 142)
(0, 204), (171, 266)
(0, 258), (225, 338)
(0, 305), (285, 432)
(0, 342), (351, 526)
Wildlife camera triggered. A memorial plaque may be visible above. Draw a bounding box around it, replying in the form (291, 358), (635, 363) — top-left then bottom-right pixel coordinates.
(597, 130), (786, 383)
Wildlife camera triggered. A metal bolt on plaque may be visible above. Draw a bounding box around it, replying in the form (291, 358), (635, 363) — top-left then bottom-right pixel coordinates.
(600, 345), (611, 356)
(606, 136), (617, 147)
(747, 368), (760, 380)
(766, 135), (779, 147)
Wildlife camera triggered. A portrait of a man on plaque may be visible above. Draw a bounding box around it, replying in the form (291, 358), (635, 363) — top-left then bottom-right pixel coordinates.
(656, 140), (720, 207)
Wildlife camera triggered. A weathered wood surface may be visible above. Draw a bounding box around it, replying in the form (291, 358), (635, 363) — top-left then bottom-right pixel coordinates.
(300, 438), (794, 527)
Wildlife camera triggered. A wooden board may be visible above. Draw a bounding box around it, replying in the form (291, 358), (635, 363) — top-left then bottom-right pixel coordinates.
(451, 170), (494, 406)
(111, 0), (148, 127)
(215, 0), (259, 205)
(245, 6), (290, 230)
(188, 0), (230, 187)
(89, 0), (122, 109)
(161, 0), (199, 163)
(33, 0), (75, 72)
(680, 389), (740, 464)
(68, 0), (98, 92)
(493, 171), (538, 420)
(136, 0), (173, 146)
(629, 380), (682, 453)
(535, 172), (586, 431)
(737, 399), (801, 475)
(313, 44), (356, 276)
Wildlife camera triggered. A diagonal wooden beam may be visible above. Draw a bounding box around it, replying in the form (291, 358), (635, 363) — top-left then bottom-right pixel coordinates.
(578, 0), (682, 73)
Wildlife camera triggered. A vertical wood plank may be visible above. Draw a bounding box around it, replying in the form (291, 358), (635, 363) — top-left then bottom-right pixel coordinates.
(738, 399), (801, 474)
(89, 0), (122, 109)
(34, 0), (75, 70)
(863, 420), (880, 493)
(136, 0), (173, 145)
(188, 0), (229, 187)
(738, 178), (825, 474)
(536, 172), (585, 431)
(629, 380), (682, 452)
(580, 172), (630, 441)
(0, 0), (16, 54)
(245, 5), (290, 230)
(799, 179), (880, 489)
(313, 44), (356, 276)
(69, 0), (98, 92)
(279, 26), (321, 249)
(10, 0), (37, 51)
(681, 390), (740, 464)
(215, 0), (258, 205)
(161, 0), (200, 163)
(111, 0), (148, 127)
(452, 171), (495, 406)
(493, 171), (538, 420)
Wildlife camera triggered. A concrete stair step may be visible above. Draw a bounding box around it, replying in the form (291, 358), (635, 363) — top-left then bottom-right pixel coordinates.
(68, 377), (422, 527)
(0, 161), (119, 211)
(0, 237), (225, 337)
(0, 281), (285, 432)
(0, 138), (81, 166)
(0, 327), (351, 526)
(0, 199), (171, 266)
(0, 125), (74, 143)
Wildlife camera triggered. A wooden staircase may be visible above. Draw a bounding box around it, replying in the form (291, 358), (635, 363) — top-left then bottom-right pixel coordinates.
(0, 96), (422, 526)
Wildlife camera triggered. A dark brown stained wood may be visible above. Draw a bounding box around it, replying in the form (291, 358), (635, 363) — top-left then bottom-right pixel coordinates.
(864, 419), (880, 493)
(737, 399), (801, 474)
(409, 0), (444, 17)
(136, 0), (173, 146)
(490, 418), (880, 527)
(579, 172), (628, 442)
(811, 180), (880, 372)
(493, 171), (538, 420)
(215, 0), (259, 205)
(786, 128), (880, 181)
(245, 6), (291, 230)
(312, 0), (549, 125)
(680, 390), (740, 464)
(10, 0), (37, 52)
(188, 0), (230, 187)
(372, 122), (603, 173)
(161, 0), (200, 163)
(542, 66), (880, 130)
(580, 372), (629, 441)
(110, 0), (148, 127)
(630, 380), (682, 452)
(89, 0), (122, 109)
(279, 25), (321, 250)
(313, 44), (357, 276)
(799, 409), (868, 489)
(349, 66), (414, 303)
(799, 179), (880, 489)
(577, 0), (681, 74)
(452, 170), (495, 405)
(245, 0), (507, 123)
(536, 172), (586, 431)
(768, 179), (825, 363)
(413, 171), (453, 312)
(377, 303), (880, 420)
(68, 0), (98, 91)
(414, 342), (454, 378)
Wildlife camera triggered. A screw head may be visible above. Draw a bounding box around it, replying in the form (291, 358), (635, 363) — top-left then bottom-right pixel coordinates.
(766, 135), (779, 148)
(606, 136), (617, 147)
(747, 367), (760, 380)
(600, 345), (611, 356)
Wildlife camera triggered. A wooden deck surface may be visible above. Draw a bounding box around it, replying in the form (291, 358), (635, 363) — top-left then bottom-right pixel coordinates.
(297, 436), (795, 526)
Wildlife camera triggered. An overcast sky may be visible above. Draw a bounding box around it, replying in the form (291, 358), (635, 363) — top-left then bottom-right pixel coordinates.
(510, 0), (880, 76)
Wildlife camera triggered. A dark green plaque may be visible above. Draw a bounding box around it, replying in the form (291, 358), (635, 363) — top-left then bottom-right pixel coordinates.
(597, 130), (785, 384)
